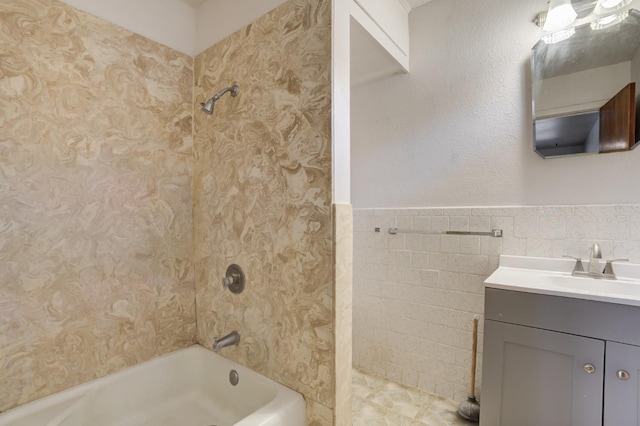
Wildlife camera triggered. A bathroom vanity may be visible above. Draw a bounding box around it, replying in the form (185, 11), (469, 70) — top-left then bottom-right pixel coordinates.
(481, 256), (640, 426)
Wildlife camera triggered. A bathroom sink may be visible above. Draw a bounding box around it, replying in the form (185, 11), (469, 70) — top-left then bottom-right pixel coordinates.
(485, 256), (640, 307)
(546, 274), (640, 298)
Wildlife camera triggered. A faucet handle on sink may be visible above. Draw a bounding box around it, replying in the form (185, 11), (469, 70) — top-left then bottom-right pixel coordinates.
(563, 255), (584, 273)
(603, 259), (629, 275)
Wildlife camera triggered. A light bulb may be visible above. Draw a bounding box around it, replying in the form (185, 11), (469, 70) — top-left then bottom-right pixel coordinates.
(593, 0), (631, 14)
(590, 10), (630, 29)
(602, 0), (624, 7)
(543, 0), (578, 32)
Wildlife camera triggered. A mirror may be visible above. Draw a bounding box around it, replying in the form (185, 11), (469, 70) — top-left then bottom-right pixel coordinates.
(532, 9), (640, 158)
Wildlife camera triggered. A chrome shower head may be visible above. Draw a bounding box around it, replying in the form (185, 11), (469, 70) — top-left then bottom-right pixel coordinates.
(200, 84), (239, 115)
(201, 97), (215, 115)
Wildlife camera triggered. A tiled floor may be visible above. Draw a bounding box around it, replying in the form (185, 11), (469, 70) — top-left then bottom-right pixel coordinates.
(352, 368), (475, 426)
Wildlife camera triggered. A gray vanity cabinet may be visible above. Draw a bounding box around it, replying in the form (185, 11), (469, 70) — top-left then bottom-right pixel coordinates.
(482, 288), (640, 426)
(604, 342), (640, 425)
(482, 320), (604, 426)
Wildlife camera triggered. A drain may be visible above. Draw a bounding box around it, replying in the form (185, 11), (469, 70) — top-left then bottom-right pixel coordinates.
(229, 369), (239, 386)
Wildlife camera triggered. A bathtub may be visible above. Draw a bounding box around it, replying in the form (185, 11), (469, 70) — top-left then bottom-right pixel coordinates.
(0, 345), (305, 426)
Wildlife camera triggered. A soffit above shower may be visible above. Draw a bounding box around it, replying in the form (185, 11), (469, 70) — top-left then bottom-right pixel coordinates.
(58, 0), (416, 64)
(351, 0), (411, 87)
(351, 18), (406, 87)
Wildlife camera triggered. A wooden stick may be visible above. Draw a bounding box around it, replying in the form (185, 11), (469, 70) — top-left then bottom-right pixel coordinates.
(470, 317), (479, 398)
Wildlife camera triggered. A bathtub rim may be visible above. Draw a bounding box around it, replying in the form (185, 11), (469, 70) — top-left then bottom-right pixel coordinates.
(0, 344), (305, 426)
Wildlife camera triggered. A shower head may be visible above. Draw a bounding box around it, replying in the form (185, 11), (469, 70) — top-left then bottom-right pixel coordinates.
(201, 97), (215, 115)
(200, 84), (239, 115)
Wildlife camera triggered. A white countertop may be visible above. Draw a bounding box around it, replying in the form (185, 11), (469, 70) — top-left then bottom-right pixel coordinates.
(484, 255), (640, 307)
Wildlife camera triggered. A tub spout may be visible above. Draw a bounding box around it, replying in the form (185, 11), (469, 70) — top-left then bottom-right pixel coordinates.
(213, 331), (240, 352)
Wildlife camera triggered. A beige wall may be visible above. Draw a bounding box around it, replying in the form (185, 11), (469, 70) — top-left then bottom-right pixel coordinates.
(0, 0), (195, 412)
(192, 0), (337, 424)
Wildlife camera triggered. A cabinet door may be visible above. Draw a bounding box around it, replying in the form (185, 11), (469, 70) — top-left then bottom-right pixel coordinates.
(604, 341), (640, 426)
(481, 320), (605, 426)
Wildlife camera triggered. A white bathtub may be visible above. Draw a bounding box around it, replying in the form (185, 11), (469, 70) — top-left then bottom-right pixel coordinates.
(0, 345), (305, 426)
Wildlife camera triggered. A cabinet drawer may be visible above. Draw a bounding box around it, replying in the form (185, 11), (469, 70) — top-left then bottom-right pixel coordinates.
(485, 288), (640, 346)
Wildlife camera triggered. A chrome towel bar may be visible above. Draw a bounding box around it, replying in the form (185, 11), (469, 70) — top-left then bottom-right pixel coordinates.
(387, 228), (502, 237)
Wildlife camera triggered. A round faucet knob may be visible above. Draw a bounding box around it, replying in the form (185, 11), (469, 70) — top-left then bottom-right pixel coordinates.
(222, 264), (245, 294)
(222, 276), (234, 288)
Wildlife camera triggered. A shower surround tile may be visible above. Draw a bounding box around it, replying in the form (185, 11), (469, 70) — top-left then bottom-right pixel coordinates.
(192, 0), (338, 423)
(334, 204), (354, 425)
(0, 0), (194, 412)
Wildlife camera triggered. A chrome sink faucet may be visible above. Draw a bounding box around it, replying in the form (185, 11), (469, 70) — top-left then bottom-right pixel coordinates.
(213, 331), (240, 352)
(588, 243), (602, 274)
(565, 244), (628, 279)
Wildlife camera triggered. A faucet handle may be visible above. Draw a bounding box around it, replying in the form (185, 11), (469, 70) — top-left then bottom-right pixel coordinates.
(603, 259), (629, 275)
(563, 255), (585, 272)
(222, 264), (245, 294)
(222, 276), (235, 289)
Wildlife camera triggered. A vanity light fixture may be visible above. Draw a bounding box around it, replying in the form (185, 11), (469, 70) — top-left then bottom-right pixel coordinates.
(542, 0), (578, 32)
(602, 0), (628, 6)
(535, 0), (578, 44)
(592, 0), (631, 29)
(542, 27), (576, 44)
(591, 9), (630, 29)
(594, 0), (631, 14)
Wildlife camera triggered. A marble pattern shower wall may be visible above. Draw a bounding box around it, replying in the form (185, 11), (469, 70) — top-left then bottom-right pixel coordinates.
(193, 0), (334, 423)
(0, 0), (195, 412)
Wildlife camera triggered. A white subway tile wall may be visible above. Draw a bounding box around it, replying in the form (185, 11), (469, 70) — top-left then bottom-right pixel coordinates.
(353, 205), (640, 402)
